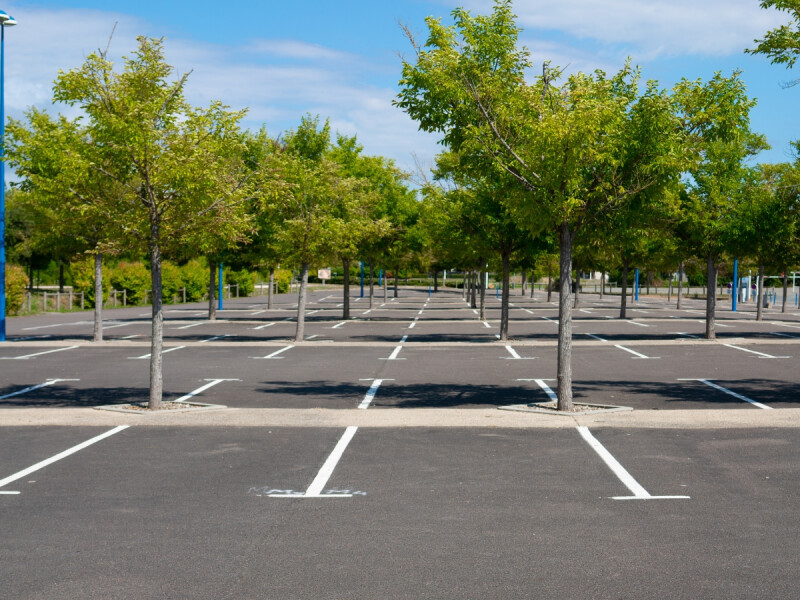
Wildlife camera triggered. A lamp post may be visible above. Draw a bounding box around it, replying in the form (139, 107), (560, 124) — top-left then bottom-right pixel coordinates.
(0, 10), (16, 342)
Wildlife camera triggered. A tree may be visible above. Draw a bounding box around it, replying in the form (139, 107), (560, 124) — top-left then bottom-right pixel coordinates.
(54, 37), (254, 409)
(397, 1), (683, 410)
(748, 1), (800, 86)
(267, 115), (345, 342)
(6, 109), (131, 341)
(672, 71), (768, 339)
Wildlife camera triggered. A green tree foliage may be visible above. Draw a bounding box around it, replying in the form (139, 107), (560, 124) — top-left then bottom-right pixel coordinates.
(748, 1), (800, 83)
(397, 1), (684, 410)
(673, 71), (768, 338)
(52, 36), (254, 408)
(4, 265), (29, 315)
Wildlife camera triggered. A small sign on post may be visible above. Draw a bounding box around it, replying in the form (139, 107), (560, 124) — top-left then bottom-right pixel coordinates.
(318, 268), (331, 286)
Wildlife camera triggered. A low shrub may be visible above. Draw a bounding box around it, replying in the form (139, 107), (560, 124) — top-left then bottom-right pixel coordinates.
(69, 256), (109, 308)
(226, 268), (255, 297)
(110, 262), (150, 305)
(5, 264), (29, 314)
(180, 259), (208, 302)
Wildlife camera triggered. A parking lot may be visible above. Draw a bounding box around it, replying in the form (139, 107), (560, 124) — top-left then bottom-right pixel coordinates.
(2, 288), (799, 598)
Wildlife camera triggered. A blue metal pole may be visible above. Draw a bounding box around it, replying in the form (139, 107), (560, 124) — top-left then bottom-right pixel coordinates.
(218, 263), (223, 311)
(360, 261), (364, 298)
(0, 24), (6, 341)
(732, 259), (738, 312)
(634, 269), (639, 302)
(379, 269), (382, 286)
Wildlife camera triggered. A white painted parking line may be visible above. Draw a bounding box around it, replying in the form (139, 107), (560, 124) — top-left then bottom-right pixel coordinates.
(381, 346), (405, 361)
(771, 321), (800, 330)
(722, 344), (790, 359)
(671, 332), (699, 339)
(120, 334), (141, 340)
(585, 333), (608, 342)
(363, 310), (372, 315)
(625, 320), (650, 328)
(331, 321), (347, 329)
(0, 379), (80, 400)
(22, 321), (91, 331)
(579, 309), (592, 314)
(541, 317), (557, 323)
(503, 345), (534, 360)
(174, 378), (239, 403)
(0, 346), (81, 360)
(577, 426), (690, 500)
(251, 310), (269, 315)
(129, 346), (186, 360)
(472, 309), (478, 315)
(483, 321), (491, 328)
(175, 323), (203, 330)
(200, 335), (229, 343)
(614, 345), (659, 359)
(306, 335), (319, 340)
(102, 322), (133, 331)
(678, 378), (772, 410)
(252, 323), (276, 330)
(400, 335), (408, 343)
(359, 379), (392, 409)
(534, 379), (558, 402)
(524, 309), (534, 314)
(253, 345), (294, 360)
(270, 427), (359, 498)
(0, 426), (130, 493)
(771, 331), (799, 339)
(408, 321), (417, 329)
(307, 310), (320, 315)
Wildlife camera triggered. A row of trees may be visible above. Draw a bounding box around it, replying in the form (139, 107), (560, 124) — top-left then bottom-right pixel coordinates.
(394, 0), (800, 410)
(5, 37), (422, 409)
(6, 2), (800, 411)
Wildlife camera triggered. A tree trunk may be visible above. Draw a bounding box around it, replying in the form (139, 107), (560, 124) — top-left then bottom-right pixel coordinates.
(433, 270), (439, 293)
(620, 259), (629, 319)
(705, 256), (716, 340)
(268, 267), (274, 309)
(547, 266), (553, 303)
(557, 221), (574, 412)
(383, 267), (387, 301)
(342, 258), (351, 320)
(573, 265), (580, 308)
(600, 272), (605, 299)
(471, 271), (479, 309)
(782, 269), (788, 313)
(58, 263), (65, 293)
(756, 264), (765, 322)
(369, 261), (374, 310)
(668, 273), (673, 302)
(28, 262), (34, 292)
(148, 228), (164, 410)
(393, 265), (399, 298)
(93, 253), (103, 342)
(521, 271), (527, 296)
(208, 260), (217, 321)
(677, 263), (684, 310)
(294, 262), (310, 342)
(646, 271), (652, 295)
(500, 252), (510, 341)
(479, 269), (486, 320)
(530, 271), (535, 298)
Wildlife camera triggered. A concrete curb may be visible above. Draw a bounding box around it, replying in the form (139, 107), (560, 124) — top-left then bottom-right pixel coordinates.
(2, 407), (800, 429)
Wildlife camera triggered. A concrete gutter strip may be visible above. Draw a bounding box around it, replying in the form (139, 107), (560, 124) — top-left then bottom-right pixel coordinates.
(2, 407), (800, 429)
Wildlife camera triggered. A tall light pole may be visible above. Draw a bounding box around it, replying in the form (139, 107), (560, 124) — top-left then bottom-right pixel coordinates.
(0, 10), (16, 342)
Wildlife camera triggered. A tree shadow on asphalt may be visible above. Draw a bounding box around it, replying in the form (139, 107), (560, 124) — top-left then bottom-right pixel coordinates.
(0, 384), (180, 407)
(255, 378), (799, 409)
(573, 379), (799, 408)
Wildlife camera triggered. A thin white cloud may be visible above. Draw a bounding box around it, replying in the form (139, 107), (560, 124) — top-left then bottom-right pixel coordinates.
(453, 0), (789, 59)
(245, 39), (357, 62)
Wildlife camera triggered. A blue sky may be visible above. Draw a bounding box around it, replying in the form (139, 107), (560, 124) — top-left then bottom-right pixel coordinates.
(3, 1), (798, 176)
